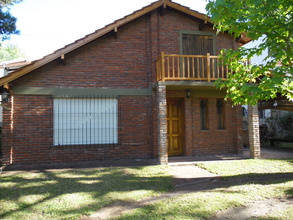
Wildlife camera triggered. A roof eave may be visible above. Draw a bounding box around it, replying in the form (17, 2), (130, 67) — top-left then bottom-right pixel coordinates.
(0, 0), (166, 87)
(0, 0), (242, 87)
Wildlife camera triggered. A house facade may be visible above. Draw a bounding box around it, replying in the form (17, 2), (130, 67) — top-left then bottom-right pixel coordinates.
(0, 0), (253, 166)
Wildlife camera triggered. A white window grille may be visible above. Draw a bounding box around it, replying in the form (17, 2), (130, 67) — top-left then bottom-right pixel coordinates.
(53, 97), (118, 145)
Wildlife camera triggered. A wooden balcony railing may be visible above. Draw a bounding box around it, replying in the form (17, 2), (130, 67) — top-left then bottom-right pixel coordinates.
(156, 52), (231, 82)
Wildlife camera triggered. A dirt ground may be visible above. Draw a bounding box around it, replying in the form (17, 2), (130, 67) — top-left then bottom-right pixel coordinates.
(213, 198), (292, 220)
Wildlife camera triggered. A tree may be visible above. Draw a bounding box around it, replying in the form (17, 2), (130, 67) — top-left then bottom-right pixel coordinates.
(0, 0), (22, 7)
(0, 0), (21, 41)
(0, 43), (24, 61)
(206, 0), (293, 105)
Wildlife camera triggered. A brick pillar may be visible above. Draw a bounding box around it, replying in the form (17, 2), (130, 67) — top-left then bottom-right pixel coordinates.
(157, 85), (168, 165)
(1, 96), (14, 165)
(248, 105), (261, 158)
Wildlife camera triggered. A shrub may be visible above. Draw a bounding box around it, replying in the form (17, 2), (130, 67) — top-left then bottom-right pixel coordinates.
(266, 112), (293, 139)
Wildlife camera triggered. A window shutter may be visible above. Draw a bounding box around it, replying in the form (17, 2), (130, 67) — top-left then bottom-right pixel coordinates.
(182, 34), (214, 55)
(54, 98), (118, 145)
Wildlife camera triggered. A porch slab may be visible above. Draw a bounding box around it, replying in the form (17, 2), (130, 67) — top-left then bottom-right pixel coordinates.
(171, 165), (220, 188)
(168, 152), (250, 166)
(168, 146), (293, 166)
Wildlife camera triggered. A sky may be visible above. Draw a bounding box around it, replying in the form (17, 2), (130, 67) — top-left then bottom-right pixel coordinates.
(5, 0), (208, 61)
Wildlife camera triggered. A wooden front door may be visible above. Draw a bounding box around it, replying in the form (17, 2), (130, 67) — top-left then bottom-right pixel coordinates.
(167, 99), (184, 156)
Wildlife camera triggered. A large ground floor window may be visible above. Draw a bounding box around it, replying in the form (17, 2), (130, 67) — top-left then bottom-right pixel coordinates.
(53, 98), (118, 145)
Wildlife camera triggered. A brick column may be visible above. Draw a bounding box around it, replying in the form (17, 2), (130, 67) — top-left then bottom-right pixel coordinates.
(2, 95), (14, 165)
(248, 105), (261, 158)
(157, 85), (168, 165)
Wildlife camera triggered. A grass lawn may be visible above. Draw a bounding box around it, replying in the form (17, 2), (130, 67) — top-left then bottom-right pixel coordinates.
(278, 142), (293, 149)
(0, 165), (172, 219)
(116, 159), (293, 220)
(1, 159), (292, 220)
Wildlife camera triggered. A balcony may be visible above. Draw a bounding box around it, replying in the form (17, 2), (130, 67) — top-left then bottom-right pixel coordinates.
(156, 52), (230, 82)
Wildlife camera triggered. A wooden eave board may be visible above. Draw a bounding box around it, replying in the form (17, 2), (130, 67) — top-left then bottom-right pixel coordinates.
(0, 0), (221, 87)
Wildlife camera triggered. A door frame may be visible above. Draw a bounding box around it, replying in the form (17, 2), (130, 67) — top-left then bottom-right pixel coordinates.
(167, 98), (185, 156)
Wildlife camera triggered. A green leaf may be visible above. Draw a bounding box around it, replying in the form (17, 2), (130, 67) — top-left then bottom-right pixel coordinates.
(208, 0), (293, 105)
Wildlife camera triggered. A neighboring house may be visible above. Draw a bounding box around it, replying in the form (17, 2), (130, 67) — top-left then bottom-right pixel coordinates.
(242, 105), (271, 126)
(0, 60), (31, 126)
(0, 0), (252, 166)
(0, 60), (32, 78)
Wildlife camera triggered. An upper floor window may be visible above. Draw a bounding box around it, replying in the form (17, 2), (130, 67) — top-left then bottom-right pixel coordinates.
(180, 31), (215, 79)
(181, 31), (215, 55)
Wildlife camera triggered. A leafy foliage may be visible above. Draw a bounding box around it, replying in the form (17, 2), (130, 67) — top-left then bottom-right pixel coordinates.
(266, 111), (293, 139)
(206, 0), (293, 105)
(0, 0), (21, 41)
(0, 43), (24, 61)
(0, 0), (22, 8)
(0, 9), (19, 40)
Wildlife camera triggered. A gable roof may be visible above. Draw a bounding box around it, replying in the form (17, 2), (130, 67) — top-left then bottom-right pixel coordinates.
(0, 0), (249, 87)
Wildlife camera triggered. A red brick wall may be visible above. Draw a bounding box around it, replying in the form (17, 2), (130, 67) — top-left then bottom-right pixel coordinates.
(166, 90), (243, 156)
(2, 95), (154, 165)
(2, 7), (243, 165)
(12, 9), (236, 89)
(157, 9), (237, 55)
(191, 97), (243, 155)
(118, 96), (154, 158)
(2, 96), (53, 164)
(13, 16), (152, 89)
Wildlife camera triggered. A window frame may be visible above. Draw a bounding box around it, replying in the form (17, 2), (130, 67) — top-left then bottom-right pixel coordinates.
(53, 97), (118, 146)
(179, 30), (216, 55)
(217, 98), (225, 130)
(200, 98), (209, 130)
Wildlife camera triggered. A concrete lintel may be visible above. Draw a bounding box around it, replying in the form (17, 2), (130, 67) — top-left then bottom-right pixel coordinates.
(12, 87), (151, 97)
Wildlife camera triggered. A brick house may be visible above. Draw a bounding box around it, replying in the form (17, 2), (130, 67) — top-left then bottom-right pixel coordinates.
(0, 0), (256, 166)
